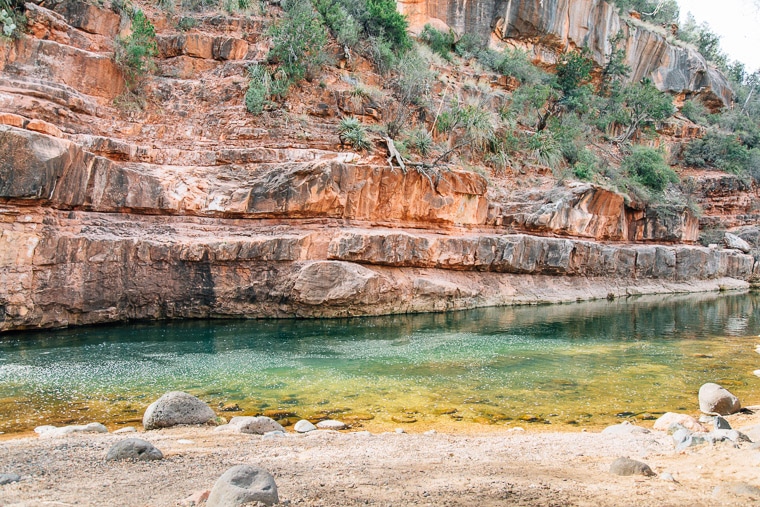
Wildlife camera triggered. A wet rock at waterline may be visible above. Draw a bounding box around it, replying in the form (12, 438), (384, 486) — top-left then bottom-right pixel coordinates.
(316, 419), (347, 430)
(653, 413), (707, 433)
(34, 422), (108, 438)
(609, 457), (656, 477)
(106, 438), (164, 462)
(216, 416), (285, 435)
(206, 465), (279, 507)
(698, 383), (741, 415)
(143, 391), (216, 430)
(294, 420), (317, 433)
(0, 473), (21, 485)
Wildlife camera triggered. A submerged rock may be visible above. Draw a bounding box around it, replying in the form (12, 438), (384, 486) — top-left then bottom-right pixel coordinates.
(143, 391), (216, 430)
(316, 419), (347, 430)
(609, 457), (656, 477)
(699, 383), (741, 415)
(206, 465), (279, 507)
(106, 438), (164, 462)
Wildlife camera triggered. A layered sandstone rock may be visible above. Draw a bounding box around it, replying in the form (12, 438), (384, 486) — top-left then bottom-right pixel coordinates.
(398, 0), (732, 107)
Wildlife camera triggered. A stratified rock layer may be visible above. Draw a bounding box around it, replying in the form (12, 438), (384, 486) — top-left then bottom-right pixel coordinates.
(398, 0), (732, 107)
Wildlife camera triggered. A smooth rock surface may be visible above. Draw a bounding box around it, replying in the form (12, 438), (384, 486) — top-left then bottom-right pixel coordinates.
(105, 438), (164, 462)
(653, 413), (707, 433)
(609, 457), (656, 477)
(601, 421), (650, 435)
(316, 419), (347, 430)
(206, 465), (279, 507)
(34, 422), (108, 438)
(294, 420), (317, 433)
(699, 383), (741, 415)
(226, 416), (284, 435)
(724, 233), (752, 253)
(142, 392), (216, 430)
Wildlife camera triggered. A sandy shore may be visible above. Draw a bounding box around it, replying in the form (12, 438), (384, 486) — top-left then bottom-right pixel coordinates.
(1, 409), (759, 507)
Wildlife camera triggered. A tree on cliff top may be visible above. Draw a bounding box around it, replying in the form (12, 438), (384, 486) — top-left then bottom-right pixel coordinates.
(114, 9), (157, 91)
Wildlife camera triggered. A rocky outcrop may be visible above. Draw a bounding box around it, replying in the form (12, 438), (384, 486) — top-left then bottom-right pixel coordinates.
(398, 0), (732, 107)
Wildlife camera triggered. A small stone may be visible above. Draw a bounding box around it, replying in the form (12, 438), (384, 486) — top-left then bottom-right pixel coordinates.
(143, 391), (216, 430)
(262, 430), (286, 439)
(710, 429), (751, 443)
(609, 457), (656, 477)
(227, 416), (285, 435)
(660, 472), (676, 483)
(105, 438), (163, 462)
(395, 428), (405, 434)
(508, 427), (525, 432)
(179, 490), (210, 507)
(699, 383), (741, 415)
(654, 413), (706, 433)
(601, 421), (650, 435)
(206, 465), (279, 507)
(673, 428), (707, 451)
(424, 429), (437, 435)
(114, 427), (137, 434)
(316, 419), (347, 430)
(0, 473), (21, 485)
(177, 439), (194, 444)
(714, 416), (731, 430)
(294, 420), (317, 433)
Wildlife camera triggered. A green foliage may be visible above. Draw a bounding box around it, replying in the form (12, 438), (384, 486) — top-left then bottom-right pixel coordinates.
(338, 117), (372, 151)
(478, 47), (546, 85)
(622, 146), (678, 191)
(114, 9), (158, 90)
(680, 99), (708, 125)
(677, 14), (727, 67)
(571, 149), (599, 180)
(268, 0), (327, 83)
(0, 0), (23, 38)
(614, 0), (679, 25)
(180, 0), (216, 12)
(600, 31), (630, 97)
(405, 128), (433, 156)
(526, 130), (562, 167)
(363, 0), (411, 53)
(176, 16), (198, 31)
(245, 64), (272, 115)
(454, 33), (486, 59)
(555, 49), (594, 97)
(682, 130), (751, 174)
(314, 0), (360, 47)
(613, 79), (674, 142)
(419, 24), (455, 61)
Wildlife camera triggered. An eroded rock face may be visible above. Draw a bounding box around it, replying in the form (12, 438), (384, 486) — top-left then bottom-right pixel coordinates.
(398, 0), (732, 107)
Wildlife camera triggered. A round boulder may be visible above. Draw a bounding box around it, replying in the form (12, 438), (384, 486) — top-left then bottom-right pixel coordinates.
(206, 465), (279, 507)
(105, 438), (164, 462)
(227, 416), (284, 435)
(699, 383), (741, 415)
(316, 419), (347, 430)
(294, 419), (317, 433)
(653, 412), (706, 433)
(143, 391), (216, 430)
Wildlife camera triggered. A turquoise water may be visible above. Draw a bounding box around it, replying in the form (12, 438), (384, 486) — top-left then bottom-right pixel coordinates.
(1, 292), (759, 434)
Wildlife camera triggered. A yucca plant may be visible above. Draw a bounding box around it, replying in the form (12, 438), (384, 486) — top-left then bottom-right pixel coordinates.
(338, 117), (372, 151)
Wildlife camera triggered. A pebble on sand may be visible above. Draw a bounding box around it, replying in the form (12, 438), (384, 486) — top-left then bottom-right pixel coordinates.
(609, 457), (656, 477)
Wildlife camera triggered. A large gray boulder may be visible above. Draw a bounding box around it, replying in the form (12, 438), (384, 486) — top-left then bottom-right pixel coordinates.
(105, 438), (164, 462)
(699, 383), (741, 415)
(206, 465), (279, 507)
(143, 391), (216, 430)
(724, 233), (752, 253)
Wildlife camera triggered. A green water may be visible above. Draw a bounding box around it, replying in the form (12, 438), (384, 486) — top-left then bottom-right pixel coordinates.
(1, 292), (759, 434)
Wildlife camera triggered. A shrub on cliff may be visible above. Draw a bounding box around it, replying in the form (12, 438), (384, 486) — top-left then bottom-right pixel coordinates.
(622, 146), (678, 192)
(419, 24), (456, 61)
(681, 130), (751, 174)
(338, 117), (372, 151)
(0, 0), (24, 38)
(269, 0), (328, 83)
(114, 9), (157, 90)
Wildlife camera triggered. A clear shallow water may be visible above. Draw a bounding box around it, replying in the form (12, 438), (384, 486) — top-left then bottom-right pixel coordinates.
(1, 292), (759, 434)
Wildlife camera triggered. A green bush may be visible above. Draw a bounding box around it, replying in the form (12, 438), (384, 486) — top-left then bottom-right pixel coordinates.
(176, 16), (198, 31)
(314, 0), (360, 47)
(245, 64), (271, 114)
(364, 0), (411, 53)
(114, 9), (158, 89)
(405, 128), (433, 156)
(454, 33), (486, 59)
(419, 24), (455, 61)
(681, 130), (750, 174)
(268, 0), (328, 83)
(0, 0), (24, 38)
(622, 146), (678, 191)
(680, 99), (708, 125)
(338, 117), (372, 151)
(526, 130), (562, 167)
